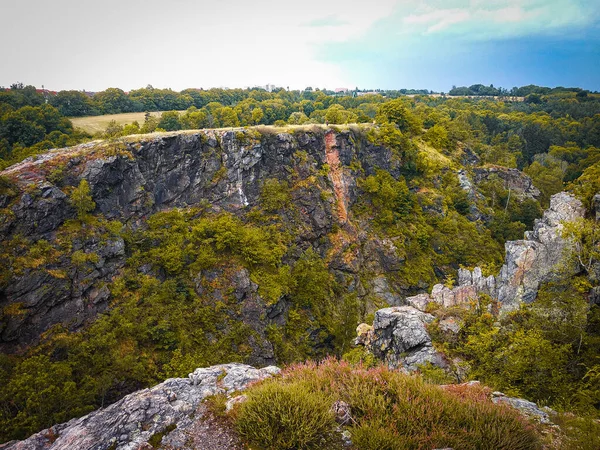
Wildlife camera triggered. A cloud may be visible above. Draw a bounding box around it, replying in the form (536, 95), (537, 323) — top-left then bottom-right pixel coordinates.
(395, 0), (600, 39)
(404, 9), (471, 33)
(1, 0), (599, 91)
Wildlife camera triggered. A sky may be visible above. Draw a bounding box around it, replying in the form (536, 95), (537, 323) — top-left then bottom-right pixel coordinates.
(1, 0), (599, 92)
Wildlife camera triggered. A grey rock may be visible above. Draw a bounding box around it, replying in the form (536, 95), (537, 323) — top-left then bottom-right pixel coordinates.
(406, 293), (430, 311)
(457, 170), (484, 221)
(495, 192), (584, 311)
(473, 166), (540, 200)
(225, 395), (247, 412)
(372, 276), (402, 305)
(194, 267), (275, 366)
(590, 286), (600, 306)
(414, 193), (585, 313)
(366, 306), (446, 371)
(438, 317), (462, 334)
(2, 363), (279, 450)
(492, 392), (552, 424)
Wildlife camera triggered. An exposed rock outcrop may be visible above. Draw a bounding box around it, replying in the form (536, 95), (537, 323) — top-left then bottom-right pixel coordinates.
(491, 391), (553, 424)
(406, 192), (585, 312)
(0, 363), (279, 450)
(0, 128), (405, 353)
(473, 166), (541, 200)
(356, 306), (446, 371)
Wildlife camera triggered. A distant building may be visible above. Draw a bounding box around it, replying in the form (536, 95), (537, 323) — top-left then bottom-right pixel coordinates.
(36, 88), (57, 95)
(334, 87), (349, 93)
(249, 84), (276, 92)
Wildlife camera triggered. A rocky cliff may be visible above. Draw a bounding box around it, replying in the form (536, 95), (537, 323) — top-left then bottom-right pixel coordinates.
(357, 192), (587, 372)
(0, 127), (403, 354)
(405, 192), (585, 313)
(0, 127), (582, 355)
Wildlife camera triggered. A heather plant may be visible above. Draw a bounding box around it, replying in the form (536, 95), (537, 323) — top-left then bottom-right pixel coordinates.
(233, 359), (542, 450)
(235, 381), (341, 449)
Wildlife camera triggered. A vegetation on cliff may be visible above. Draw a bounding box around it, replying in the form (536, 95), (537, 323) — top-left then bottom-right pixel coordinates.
(0, 83), (599, 444)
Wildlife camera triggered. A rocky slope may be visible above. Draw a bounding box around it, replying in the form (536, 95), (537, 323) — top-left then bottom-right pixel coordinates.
(356, 192), (587, 371)
(0, 363), (279, 450)
(404, 192), (585, 313)
(1, 356), (554, 450)
(0, 127), (583, 356)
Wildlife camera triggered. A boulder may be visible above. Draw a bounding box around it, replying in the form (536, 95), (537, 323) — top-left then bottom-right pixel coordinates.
(491, 392), (552, 424)
(364, 306), (446, 371)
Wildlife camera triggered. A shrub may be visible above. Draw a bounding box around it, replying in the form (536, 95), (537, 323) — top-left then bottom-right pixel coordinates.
(235, 381), (341, 449)
(260, 178), (291, 212)
(69, 179), (95, 219)
(234, 359), (542, 450)
(553, 413), (600, 450)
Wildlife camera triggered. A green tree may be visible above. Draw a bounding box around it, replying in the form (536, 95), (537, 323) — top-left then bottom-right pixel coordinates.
(251, 107), (264, 125)
(104, 120), (124, 138)
(214, 107), (240, 128)
(376, 98), (421, 134)
(70, 179), (96, 218)
(158, 111), (182, 131)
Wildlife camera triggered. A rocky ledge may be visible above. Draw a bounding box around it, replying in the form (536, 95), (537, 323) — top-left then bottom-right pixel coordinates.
(0, 363), (279, 450)
(405, 192), (586, 312)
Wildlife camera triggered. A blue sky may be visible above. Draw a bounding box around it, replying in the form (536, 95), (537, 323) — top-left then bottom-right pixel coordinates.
(0, 0), (599, 92)
(314, 0), (600, 91)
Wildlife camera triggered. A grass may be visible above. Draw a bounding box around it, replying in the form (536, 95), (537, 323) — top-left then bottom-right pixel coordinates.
(70, 112), (373, 135)
(233, 358), (543, 450)
(70, 111), (182, 134)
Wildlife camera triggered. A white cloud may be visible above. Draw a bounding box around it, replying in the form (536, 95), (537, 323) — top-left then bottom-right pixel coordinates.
(397, 0), (599, 38)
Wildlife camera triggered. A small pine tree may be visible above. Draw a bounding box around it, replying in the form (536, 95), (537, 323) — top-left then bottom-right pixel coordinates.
(70, 179), (95, 219)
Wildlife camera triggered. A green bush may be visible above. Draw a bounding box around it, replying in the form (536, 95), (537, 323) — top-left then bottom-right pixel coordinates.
(235, 381), (340, 450)
(234, 359), (542, 450)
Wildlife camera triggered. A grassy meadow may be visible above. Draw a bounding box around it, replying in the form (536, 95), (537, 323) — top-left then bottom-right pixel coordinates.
(70, 111), (182, 134)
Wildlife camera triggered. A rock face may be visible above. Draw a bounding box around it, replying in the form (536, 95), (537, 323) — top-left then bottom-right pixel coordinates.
(0, 128), (405, 353)
(473, 166), (541, 200)
(406, 192), (585, 312)
(494, 192), (585, 309)
(357, 306), (446, 371)
(0, 363), (279, 450)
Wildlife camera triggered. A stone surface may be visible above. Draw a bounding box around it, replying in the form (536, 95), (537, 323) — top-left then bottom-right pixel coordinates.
(406, 293), (431, 311)
(473, 166), (541, 200)
(406, 192), (585, 313)
(438, 317), (462, 334)
(494, 192), (585, 310)
(0, 363), (279, 450)
(362, 306), (446, 371)
(492, 391), (552, 424)
(194, 267), (275, 366)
